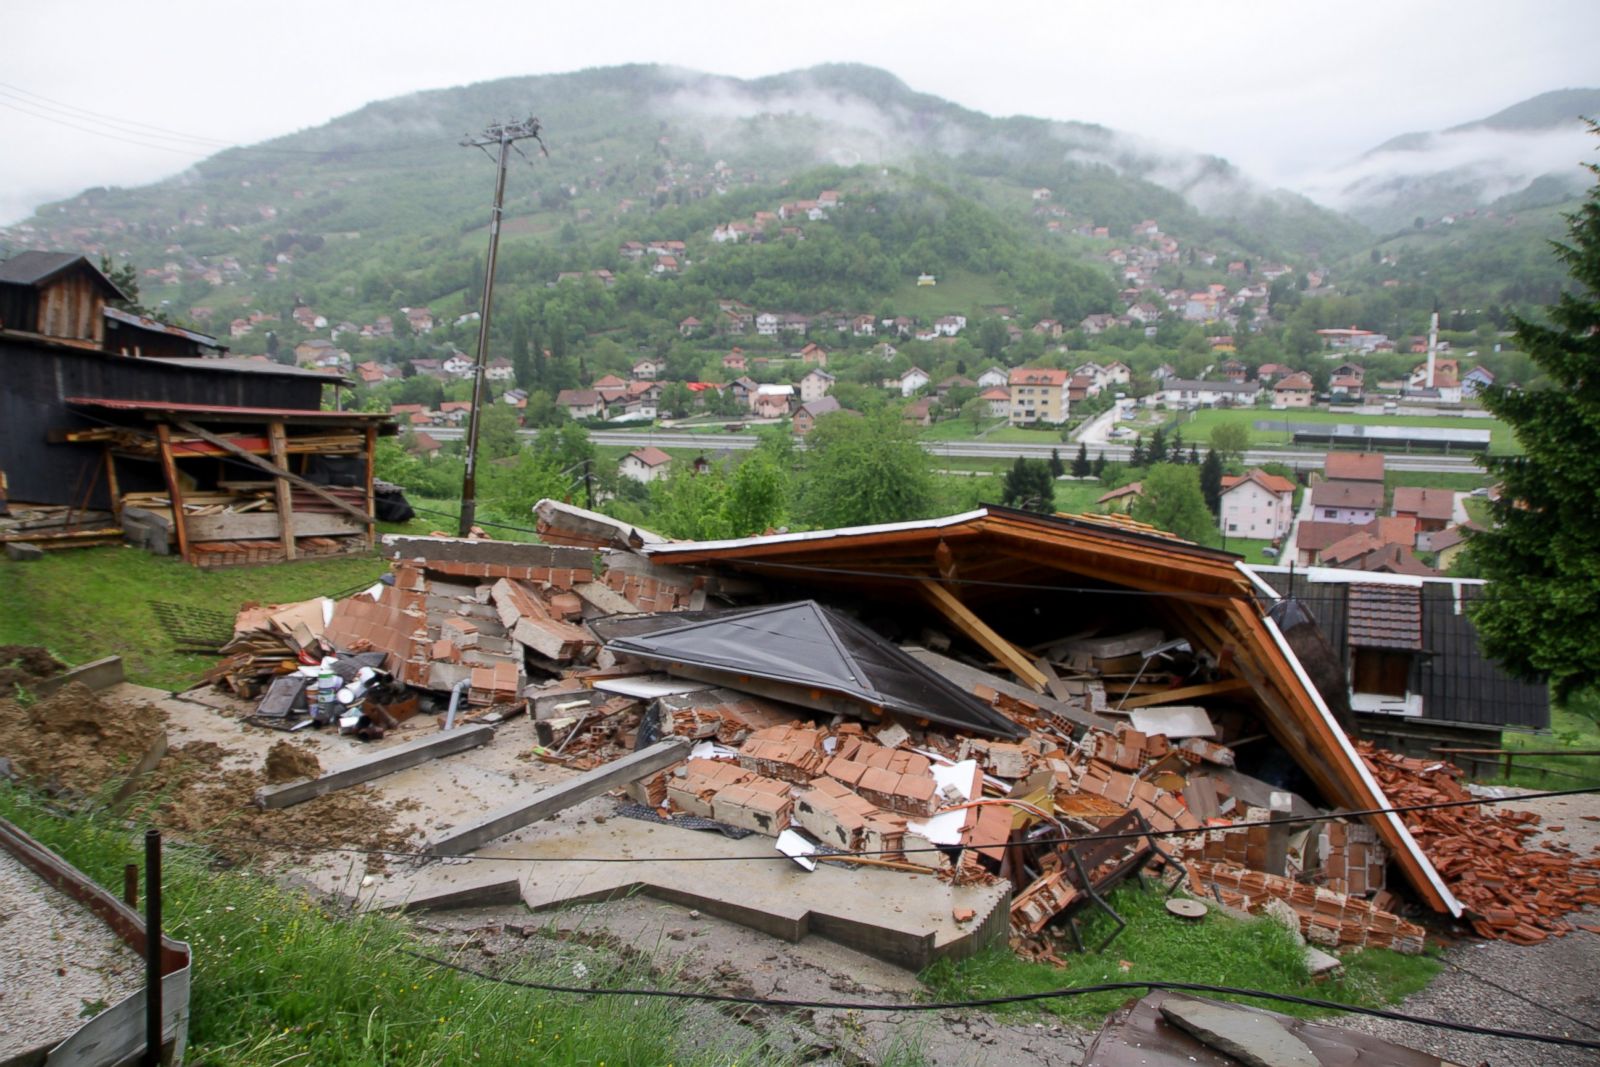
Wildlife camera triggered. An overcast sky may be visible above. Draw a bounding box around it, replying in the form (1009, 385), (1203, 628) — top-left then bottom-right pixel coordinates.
(4, 0), (1596, 224)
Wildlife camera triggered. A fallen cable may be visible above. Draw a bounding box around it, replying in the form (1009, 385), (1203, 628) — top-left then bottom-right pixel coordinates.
(400, 949), (1600, 1050)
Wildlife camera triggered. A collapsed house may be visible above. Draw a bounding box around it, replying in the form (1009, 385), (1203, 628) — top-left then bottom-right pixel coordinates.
(209, 501), (1599, 963)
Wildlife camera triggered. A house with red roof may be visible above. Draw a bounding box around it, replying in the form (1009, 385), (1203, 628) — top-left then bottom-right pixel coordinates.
(1219, 469), (1296, 541)
(619, 446), (673, 483)
(1392, 486), (1457, 534)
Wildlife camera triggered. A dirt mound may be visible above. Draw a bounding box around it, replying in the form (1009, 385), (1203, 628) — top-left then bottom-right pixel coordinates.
(264, 741), (321, 783)
(138, 741), (415, 871)
(0, 682), (164, 796)
(0, 646), (66, 700)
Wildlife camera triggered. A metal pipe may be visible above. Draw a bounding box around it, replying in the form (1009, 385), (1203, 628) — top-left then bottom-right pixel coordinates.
(143, 829), (162, 1066)
(444, 678), (471, 731)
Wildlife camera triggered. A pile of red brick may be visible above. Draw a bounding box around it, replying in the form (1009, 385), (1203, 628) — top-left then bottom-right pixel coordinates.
(1360, 743), (1600, 942)
(1188, 861), (1426, 953)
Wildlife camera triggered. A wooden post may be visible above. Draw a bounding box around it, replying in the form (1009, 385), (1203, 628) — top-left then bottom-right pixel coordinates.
(917, 578), (1049, 693)
(154, 424), (189, 563)
(267, 421), (295, 561)
(102, 449), (122, 520)
(364, 425), (378, 548)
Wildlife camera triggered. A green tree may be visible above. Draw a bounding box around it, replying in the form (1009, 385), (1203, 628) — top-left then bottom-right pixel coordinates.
(1148, 426), (1167, 464)
(1132, 463), (1219, 546)
(1200, 448), (1224, 516)
(1072, 443), (1092, 478)
(1049, 448), (1065, 478)
(724, 448), (789, 536)
(1130, 433), (1146, 466)
(1468, 134), (1600, 700)
(800, 410), (936, 528)
(1001, 457), (1055, 513)
(476, 402), (521, 461)
(1092, 452), (1108, 479)
(1210, 421), (1251, 464)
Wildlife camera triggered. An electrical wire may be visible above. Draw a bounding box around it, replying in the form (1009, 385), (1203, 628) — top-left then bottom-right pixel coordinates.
(180, 784), (1600, 866)
(400, 950), (1600, 1049)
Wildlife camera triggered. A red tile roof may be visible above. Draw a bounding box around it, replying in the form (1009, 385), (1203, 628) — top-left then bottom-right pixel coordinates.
(1324, 452), (1385, 482)
(1392, 486), (1456, 522)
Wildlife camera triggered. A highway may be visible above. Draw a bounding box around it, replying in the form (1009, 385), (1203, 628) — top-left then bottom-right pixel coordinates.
(422, 426), (1487, 475)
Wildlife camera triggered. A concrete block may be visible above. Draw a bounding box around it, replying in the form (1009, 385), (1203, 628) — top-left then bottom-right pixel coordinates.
(4, 542), (44, 561)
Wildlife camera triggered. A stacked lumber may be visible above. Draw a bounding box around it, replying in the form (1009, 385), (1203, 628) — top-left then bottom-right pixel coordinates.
(1359, 742), (1600, 942)
(205, 630), (303, 697)
(0, 503), (121, 548)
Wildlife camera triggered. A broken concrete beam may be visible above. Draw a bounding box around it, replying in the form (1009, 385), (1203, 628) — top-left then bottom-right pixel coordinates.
(254, 724), (495, 809)
(426, 738), (690, 856)
(573, 580), (641, 616)
(4, 542), (43, 561)
(491, 578), (595, 661)
(32, 655), (125, 697)
(382, 534), (595, 573)
(387, 877), (525, 914)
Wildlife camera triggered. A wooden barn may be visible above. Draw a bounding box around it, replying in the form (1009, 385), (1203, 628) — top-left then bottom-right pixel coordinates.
(0, 250), (396, 566)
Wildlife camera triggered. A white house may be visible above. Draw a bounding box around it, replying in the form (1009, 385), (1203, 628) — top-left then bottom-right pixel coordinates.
(620, 446), (673, 483)
(485, 357), (515, 382)
(1219, 469), (1296, 541)
(753, 384), (795, 418)
(977, 366), (1008, 389)
(1156, 379), (1260, 408)
(755, 312), (781, 336)
(632, 357), (663, 380)
(887, 366), (931, 397)
(799, 368), (835, 404)
(933, 314), (967, 337)
(979, 386), (1010, 418)
(441, 350), (475, 377)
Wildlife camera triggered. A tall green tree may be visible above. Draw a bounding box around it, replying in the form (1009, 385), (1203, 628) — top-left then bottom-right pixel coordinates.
(1132, 463), (1219, 546)
(1048, 448), (1065, 478)
(476, 402), (521, 461)
(1210, 421), (1251, 464)
(800, 410), (936, 528)
(1200, 448), (1224, 516)
(1072, 443), (1091, 478)
(1468, 134), (1600, 700)
(1001, 457), (1055, 513)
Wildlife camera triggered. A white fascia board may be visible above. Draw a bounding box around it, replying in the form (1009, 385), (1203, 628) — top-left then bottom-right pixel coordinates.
(642, 509), (991, 557)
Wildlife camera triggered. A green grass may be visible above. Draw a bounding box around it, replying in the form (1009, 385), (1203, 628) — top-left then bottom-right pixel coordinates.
(1487, 696), (1600, 790)
(1222, 537), (1283, 565)
(1166, 408), (1520, 454)
(885, 270), (1009, 318)
(1382, 470), (1490, 494)
(0, 786), (773, 1067)
(921, 886), (1440, 1027)
(1462, 497), (1493, 526)
(0, 546), (394, 690)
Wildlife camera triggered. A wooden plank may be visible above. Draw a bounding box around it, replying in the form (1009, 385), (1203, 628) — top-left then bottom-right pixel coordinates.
(185, 511), (361, 542)
(172, 420), (373, 524)
(426, 738), (690, 856)
(917, 578), (1049, 693)
(155, 423), (190, 563)
(101, 449), (121, 521)
(1116, 678), (1254, 710)
(1033, 656), (1074, 703)
(268, 420), (295, 561)
(254, 724), (495, 809)
(364, 424), (377, 548)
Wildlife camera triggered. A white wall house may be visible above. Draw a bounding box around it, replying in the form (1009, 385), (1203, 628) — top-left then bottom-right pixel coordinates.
(1219, 470), (1296, 540)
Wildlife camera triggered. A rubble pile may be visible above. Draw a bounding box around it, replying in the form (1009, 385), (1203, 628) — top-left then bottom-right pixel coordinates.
(1361, 743), (1600, 943)
(186, 512), (1597, 962)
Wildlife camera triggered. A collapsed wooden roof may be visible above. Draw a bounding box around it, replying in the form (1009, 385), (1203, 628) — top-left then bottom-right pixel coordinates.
(637, 504), (1462, 916)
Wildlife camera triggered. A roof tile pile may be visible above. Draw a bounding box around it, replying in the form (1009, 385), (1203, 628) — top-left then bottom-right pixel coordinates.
(1360, 743), (1600, 942)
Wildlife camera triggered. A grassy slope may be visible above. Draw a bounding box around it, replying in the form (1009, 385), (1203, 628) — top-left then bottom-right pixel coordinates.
(922, 886), (1439, 1026)
(884, 271), (1009, 318)
(0, 787), (767, 1067)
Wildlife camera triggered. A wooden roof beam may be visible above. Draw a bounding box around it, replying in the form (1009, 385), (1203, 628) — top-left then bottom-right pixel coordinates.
(917, 577), (1049, 693)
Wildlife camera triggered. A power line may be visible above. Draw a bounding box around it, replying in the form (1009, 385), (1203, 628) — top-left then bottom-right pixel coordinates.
(401, 951), (1600, 1050)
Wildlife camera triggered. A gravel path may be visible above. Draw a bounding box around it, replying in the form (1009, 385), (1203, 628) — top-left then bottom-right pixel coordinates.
(0, 848), (144, 1057)
(1343, 789), (1600, 1066)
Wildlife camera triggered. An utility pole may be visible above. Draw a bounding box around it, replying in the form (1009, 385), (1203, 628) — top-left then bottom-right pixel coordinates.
(457, 117), (544, 537)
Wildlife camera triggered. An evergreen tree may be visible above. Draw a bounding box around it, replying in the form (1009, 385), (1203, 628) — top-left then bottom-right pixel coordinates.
(1130, 433), (1146, 466)
(1001, 457), (1055, 514)
(1468, 132), (1600, 700)
(1148, 426), (1167, 464)
(1048, 448), (1065, 478)
(1072, 442), (1092, 478)
(1200, 449), (1224, 516)
(1169, 429), (1185, 464)
(1188, 444), (1200, 465)
(1092, 452), (1108, 479)
(511, 317), (534, 390)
